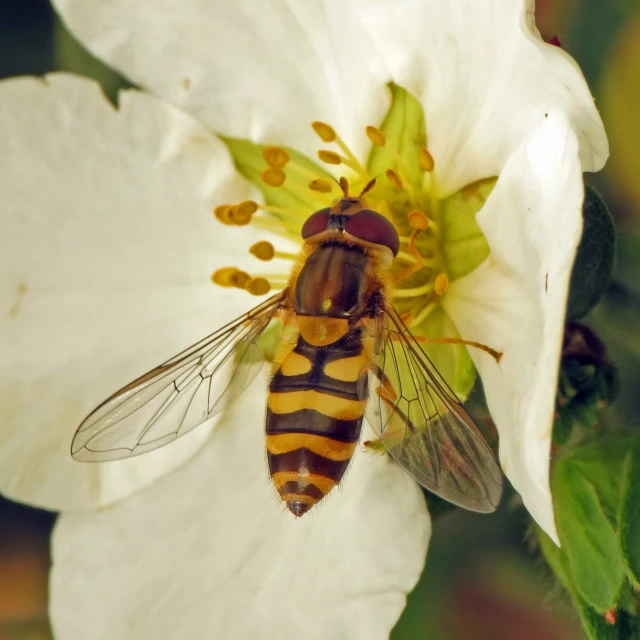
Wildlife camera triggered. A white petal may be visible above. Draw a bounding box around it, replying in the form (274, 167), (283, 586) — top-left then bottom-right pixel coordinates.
(0, 74), (269, 511)
(354, 0), (608, 195)
(52, 0), (392, 162)
(50, 374), (429, 640)
(442, 111), (584, 543)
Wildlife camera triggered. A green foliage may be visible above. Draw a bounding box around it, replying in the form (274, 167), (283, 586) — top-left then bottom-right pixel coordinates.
(567, 186), (616, 320)
(540, 437), (640, 638)
(619, 443), (640, 587)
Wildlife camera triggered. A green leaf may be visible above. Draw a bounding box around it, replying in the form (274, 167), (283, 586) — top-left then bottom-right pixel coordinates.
(552, 407), (574, 445)
(366, 83), (426, 188)
(440, 178), (494, 281)
(567, 185), (616, 320)
(222, 137), (331, 218)
(539, 529), (621, 640)
(553, 456), (625, 611)
(618, 443), (640, 587)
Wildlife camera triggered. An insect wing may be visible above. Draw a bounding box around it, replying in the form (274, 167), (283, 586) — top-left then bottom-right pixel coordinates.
(366, 304), (503, 513)
(72, 293), (284, 462)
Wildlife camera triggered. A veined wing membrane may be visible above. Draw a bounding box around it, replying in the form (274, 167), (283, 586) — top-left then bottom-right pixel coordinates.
(72, 293), (284, 462)
(366, 303), (502, 513)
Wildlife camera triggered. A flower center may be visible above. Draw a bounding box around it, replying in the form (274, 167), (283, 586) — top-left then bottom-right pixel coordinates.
(212, 120), (451, 332)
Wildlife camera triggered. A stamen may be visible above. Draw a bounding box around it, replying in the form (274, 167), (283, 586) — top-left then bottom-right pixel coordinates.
(385, 169), (415, 199)
(262, 146), (290, 169)
(230, 200), (259, 226)
(211, 267), (251, 288)
(260, 167), (287, 187)
(409, 301), (437, 327)
(386, 169), (403, 190)
(258, 204), (307, 220)
(309, 178), (333, 193)
(230, 270), (252, 288)
(246, 277), (271, 296)
(434, 273), (449, 295)
(419, 148), (435, 172)
(395, 250), (419, 264)
(249, 241), (297, 262)
(213, 204), (233, 225)
(311, 121), (337, 143)
(365, 125), (386, 147)
(393, 281), (434, 298)
(318, 150), (342, 165)
(407, 209), (430, 230)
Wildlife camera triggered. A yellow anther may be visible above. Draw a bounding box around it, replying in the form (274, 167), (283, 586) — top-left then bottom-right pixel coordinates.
(407, 210), (430, 230)
(212, 267), (239, 287)
(246, 277), (271, 296)
(308, 178), (333, 193)
(386, 168), (403, 190)
(230, 200), (258, 226)
(249, 241), (275, 261)
(229, 270), (251, 289)
(419, 148), (435, 172)
(365, 125), (386, 147)
(318, 150), (342, 165)
(434, 273), (449, 296)
(311, 121), (337, 143)
(262, 146), (290, 169)
(213, 204), (233, 225)
(259, 167), (286, 187)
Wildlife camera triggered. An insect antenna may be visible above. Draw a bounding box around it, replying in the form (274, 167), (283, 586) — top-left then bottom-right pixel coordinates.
(338, 176), (350, 198)
(358, 177), (377, 198)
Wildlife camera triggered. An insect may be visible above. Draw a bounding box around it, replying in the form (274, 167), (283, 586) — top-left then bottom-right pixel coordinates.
(72, 178), (503, 516)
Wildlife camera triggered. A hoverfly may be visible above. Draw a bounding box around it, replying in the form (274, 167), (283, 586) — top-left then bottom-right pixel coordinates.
(72, 178), (503, 516)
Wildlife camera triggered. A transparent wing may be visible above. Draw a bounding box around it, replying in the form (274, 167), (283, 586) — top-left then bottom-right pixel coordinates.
(72, 292), (285, 462)
(365, 303), (503, 513)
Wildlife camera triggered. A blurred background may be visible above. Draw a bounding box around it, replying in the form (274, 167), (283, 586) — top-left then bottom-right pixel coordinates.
(1, 0), (639, 638)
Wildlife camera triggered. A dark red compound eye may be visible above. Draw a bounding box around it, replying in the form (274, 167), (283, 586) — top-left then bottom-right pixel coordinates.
(301, 208), (331, 239)
(345, 209), (400, 256)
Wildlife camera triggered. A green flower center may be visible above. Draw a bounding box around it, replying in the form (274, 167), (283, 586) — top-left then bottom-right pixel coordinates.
(213, 85), (496, 398)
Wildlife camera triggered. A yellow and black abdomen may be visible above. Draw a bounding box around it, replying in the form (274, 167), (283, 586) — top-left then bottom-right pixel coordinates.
(266, 330), (369, 516)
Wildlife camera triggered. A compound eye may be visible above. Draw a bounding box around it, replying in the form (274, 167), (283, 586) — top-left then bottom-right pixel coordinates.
(301, 208), (331, 239)
(345, 210), (400, 256)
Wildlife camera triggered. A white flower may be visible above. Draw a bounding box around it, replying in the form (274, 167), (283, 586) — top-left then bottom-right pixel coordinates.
(0, 0), (607, 637)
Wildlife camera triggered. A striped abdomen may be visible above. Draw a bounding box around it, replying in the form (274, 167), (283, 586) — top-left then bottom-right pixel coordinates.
(266, 327), (370, 516)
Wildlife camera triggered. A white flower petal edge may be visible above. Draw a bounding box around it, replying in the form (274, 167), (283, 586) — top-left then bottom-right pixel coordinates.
(443, 111), (584, 544)
(50, 372), (430, 640)
(0, 73), (267, 511)
(52, 0), (607, 198)
(52, 0), (392, 163)
(354, 0), (608, 196)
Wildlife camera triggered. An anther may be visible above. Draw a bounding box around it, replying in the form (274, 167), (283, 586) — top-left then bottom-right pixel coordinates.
(407, 210), (430, 231)
(229, 270), (251, 288)
(230, 200), (258, 226)
(259, 167), (287, 187)
(434, 273), (449, 295)
(249, 241), (275, 261)
(212, 267), (244, 287)
(386, 169), (403, 190)
(213, 204), (233, 225)
(318, 150), (342, 165)
(262, 146), (290, 169)
(246, 277), (271, 296)
(366, 125), (386, 147)
(311, 121), (337, 143)
(419, 148), (435, 172)
(308, 178), (332, 193)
